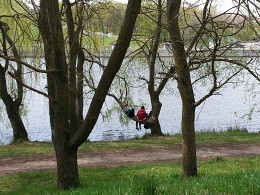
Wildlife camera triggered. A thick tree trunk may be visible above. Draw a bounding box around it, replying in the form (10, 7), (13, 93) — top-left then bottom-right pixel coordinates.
(6, 103), (28, 141)
(39, 0), (141, 189)
(149, 98), (163, 136)
(149, 119), (162, 135)
(52, 73), (78, 189)
(167, 0), (197, 177)
(53, 125), (79, 189)
(56, 148), (79, 189)
(38, 0), (79, 189)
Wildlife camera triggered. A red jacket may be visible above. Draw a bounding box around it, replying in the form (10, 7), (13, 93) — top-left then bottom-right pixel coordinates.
(136, 109), (146, 120)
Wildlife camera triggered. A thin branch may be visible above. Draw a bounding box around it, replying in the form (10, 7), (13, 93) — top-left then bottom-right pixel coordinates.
(8, 71), (56, 102)
(0, 54), (59, 74)
(156, 66), (175, 94)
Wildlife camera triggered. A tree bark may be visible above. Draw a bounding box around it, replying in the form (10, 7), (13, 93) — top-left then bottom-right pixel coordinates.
(0, 20), (28, 142)
(167, 0), (197, 177)
(149, 96), (163, 136)
(0, 67), (28, 141)
(68, 0), (142, 149)
(76, 48), (84, 125)
(38, 0), (141, 189)
(5, 101), (28, 141)
(146, 0), (164, 136)
(38, 0), (80, 189)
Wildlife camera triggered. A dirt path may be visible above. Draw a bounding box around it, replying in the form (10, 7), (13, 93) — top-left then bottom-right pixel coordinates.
(0, 143), (259, 176)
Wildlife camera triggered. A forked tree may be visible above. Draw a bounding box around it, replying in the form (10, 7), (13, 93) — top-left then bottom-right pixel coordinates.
(37, 0), (141, 189)
(102, 0), (175, 135)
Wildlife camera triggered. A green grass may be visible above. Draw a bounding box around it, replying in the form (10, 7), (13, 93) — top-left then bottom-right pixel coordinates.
(195, 130), (260, 144)
(0, 141), (54, 157)
(80, 130), (260, 153)
(0, 156), (259, 194)
(0, 131), (259, 194)
(0, 131), (259, 157)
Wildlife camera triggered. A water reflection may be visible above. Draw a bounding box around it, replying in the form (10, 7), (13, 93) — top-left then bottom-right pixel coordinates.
(0, 58), (260, 145)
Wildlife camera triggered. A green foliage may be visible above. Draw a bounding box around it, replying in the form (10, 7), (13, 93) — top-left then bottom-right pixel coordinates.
(82, 34), (118, 52)
(0, 156), (259, 194)
(0, 0), (40, 51)
(84, 1), (125, 35)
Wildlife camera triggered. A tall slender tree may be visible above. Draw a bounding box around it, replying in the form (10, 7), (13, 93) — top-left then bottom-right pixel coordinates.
(167, 0), (253, 177)
(138, 0), (175, 135)
(167, 0), (197, 177)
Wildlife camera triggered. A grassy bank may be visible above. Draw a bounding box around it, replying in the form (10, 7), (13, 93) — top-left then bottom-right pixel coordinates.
(0, 131), (259, 194)
(0, 156), (259, 194)
(0, 131), (259, 157)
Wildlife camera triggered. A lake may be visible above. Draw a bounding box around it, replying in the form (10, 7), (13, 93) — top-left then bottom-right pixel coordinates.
(0, 58), (260, 145)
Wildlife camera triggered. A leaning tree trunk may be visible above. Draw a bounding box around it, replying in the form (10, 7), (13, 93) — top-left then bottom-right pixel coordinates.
(0, 67), (28, 141)
(5, 101), (28, 141)
(167, 0), (197, 177)
(67, 0), (142, 149)
(0, 21), (28, 142)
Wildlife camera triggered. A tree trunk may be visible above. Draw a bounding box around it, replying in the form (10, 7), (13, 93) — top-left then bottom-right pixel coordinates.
(167, 0), (197, 177)
(67, 0), (142, 148)
(5, 102), (28, 141)
(0, 20), (28, 142)
(39, 0), (141, 189)
(53, 126), (79, 189)
(149, 119), (162, 135)
(145, 0), (164, 136)
(56, 148), (79, 189)
(0, 66), (28, 141)
(76, 49), (84, 125)
(149, 98), (163, 136)
(38, 0), (80, 189)
(181, 96), (197, 177)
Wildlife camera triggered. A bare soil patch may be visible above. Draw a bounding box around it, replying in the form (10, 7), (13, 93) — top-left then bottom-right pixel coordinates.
(0, 143), (259, 176)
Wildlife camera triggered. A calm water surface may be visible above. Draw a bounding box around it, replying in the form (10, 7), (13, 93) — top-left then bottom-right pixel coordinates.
(0, 61), (259, 145)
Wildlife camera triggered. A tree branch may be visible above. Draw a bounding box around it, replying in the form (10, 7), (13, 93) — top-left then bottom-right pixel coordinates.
(8, 71), (56, 102)
(0, 54), (59, 74)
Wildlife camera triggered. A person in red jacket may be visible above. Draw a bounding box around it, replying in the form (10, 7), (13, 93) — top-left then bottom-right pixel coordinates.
(136, 106), (147, 130)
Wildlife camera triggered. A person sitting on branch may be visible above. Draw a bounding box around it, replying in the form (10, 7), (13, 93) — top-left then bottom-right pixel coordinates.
(123, 104), (135, 118)
(136, 106), (147, 130)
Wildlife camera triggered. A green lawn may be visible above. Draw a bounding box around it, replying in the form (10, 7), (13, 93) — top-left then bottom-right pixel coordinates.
(0, 131), (259, 157)
(0, 156), (259, 195)
(0, 131), (259, 194)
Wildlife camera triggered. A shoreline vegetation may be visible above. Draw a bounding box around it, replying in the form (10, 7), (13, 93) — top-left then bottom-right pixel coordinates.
(0, 130), (260, 194)
(0, 130), (259, 156)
